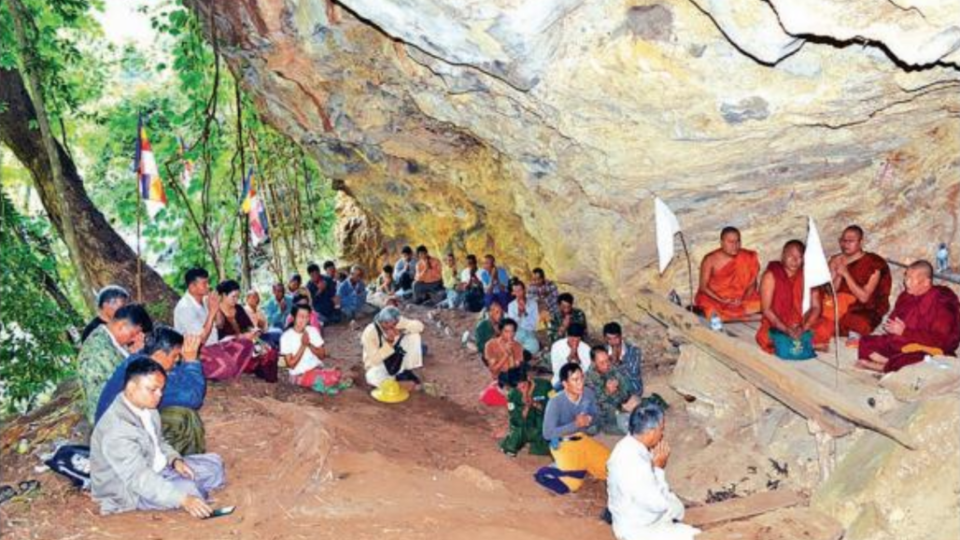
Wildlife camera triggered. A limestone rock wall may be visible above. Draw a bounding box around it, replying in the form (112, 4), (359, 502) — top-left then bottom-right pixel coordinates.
(191, 0), (960, 323)
(813, 395), (960, 540)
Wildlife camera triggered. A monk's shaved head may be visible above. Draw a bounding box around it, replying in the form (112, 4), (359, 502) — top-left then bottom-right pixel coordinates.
(839, 225), (864, 256)
(781, 239), (805, 273)
(843, 225), (864, 240)
(905, 259), (934, 296)
(720, 227), (741, 241)
(719, 227), (742, 256)
(783, 239), (805, 254)
(908, 260), (934, 279)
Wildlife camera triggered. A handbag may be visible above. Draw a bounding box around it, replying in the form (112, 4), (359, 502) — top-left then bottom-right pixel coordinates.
(769, 329), (815, 361)
(384, 342), (406, 375)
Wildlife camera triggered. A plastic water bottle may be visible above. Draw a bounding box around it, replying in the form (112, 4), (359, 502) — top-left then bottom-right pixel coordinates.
(710, 313), (723, 331)
(936, 243), (949, 273)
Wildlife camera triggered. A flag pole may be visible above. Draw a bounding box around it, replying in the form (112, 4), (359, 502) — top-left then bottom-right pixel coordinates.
(136, 178), (143, 302)
(827, 282), (841, 389)
(678, 232), (695, 308)
(135, 114), (143, 303)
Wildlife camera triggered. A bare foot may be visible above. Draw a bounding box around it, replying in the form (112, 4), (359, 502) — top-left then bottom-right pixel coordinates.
(855, 359), (883, 373)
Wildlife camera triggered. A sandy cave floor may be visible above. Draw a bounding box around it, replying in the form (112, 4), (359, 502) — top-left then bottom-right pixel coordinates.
(0, 304), (778, 540)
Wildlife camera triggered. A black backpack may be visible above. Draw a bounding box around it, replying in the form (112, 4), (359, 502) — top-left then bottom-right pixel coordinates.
(44, 444), (90, 490)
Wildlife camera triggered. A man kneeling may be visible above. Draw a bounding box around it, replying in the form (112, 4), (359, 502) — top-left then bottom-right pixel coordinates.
(607, 403), (699, 540)
(91, 358), (224, 517)
(539, 363), (610, 494)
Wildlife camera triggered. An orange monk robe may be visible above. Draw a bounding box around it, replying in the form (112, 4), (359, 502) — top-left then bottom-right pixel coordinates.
(756, 262), (833, 354)
(695, 249), (761, 321)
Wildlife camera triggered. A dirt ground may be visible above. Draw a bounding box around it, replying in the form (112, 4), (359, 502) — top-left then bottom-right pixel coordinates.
(0, 305), (687, 540)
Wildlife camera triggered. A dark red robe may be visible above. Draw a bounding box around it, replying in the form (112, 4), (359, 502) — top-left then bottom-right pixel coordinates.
(837, 252), (892, 336)
(756, 262), (833, 354)
(858, 285), (960, 372)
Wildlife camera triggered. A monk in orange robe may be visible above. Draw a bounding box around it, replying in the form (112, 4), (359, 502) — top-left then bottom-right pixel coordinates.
(826, 225), (892, 336)
(858, 260), (960, 373)
(694, 227), (761, 321)
(756, 240), (833, 354)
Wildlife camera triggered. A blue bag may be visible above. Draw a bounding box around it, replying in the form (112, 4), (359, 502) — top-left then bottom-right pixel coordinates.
(769, 329), (815, 361)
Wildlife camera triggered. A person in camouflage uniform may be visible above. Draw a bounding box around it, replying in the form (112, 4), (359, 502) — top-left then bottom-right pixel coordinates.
(501, 366), (552, 456)
(78, 304), (152, 425)
(602, 322), (644, 398)
(585, 346), (638, 434)
(547, 293), (589, 345)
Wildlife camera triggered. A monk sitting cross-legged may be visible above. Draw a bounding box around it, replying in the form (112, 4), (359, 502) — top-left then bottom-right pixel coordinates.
(827, 225), (892, 336)
(857, 260), (960, 373)
(694, 227), (761, 321)
(756, 240), (833, 354)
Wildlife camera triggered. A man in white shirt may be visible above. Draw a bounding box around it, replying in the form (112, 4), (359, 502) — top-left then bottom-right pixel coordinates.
(173, 267), (253, 380)
(549, 323), (591, 387)
(361, 307), (425, 388)
(280, 304), (329, 387)
(607, 403), (699, 540)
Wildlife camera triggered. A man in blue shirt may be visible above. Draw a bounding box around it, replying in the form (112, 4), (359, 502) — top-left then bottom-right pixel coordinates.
(338, 265), (372, 320)
(263, 282), (292, 330)
(478, 254), (511, 309)
(393, 246), (416, 294)
(541, 362), (610, 493)
(307, 262), (342, 324)
(96, 326), (206, 455)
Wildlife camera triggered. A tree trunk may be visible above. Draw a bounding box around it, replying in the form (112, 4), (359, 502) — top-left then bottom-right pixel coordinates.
(236, 82), (251, 290)
(6, 0), (95, 312)
(0, 67), (180, 317)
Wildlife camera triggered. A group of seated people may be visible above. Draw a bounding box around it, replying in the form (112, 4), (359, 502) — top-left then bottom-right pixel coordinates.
(694, 225), (960, 371)
(72, 229), (959, 536)
(78, 260), (374, 518)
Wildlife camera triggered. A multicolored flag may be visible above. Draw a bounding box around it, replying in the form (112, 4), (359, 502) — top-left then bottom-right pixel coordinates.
(177, 136), (194, 187)
(241, 167), (269, 245)
(134, 115), (167, 217)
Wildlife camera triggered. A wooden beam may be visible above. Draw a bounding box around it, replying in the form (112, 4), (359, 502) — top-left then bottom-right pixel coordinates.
(697, 507), (844, 540)
(638, 290), (916, 449)
(685, 489), (804, 528)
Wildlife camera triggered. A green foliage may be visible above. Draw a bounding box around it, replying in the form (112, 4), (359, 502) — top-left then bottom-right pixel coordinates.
(82, 3), (338, 285)
(0, 191), (78, 415)
(0, 0), (339, 414)
(0, 0), (109, 125)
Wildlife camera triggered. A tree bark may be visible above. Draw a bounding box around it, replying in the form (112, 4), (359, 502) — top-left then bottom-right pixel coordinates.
(6, 0), (95, 311)
(0, 67), (180, 317)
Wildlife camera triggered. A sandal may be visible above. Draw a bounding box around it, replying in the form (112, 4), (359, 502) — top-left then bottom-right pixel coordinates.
(18, 480), (39, 496)
(0, 485), (16, 505)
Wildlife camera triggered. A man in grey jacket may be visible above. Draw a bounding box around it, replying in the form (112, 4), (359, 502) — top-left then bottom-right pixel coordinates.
(91, 357), (225, 518)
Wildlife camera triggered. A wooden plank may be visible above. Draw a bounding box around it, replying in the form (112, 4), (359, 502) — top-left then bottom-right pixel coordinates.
(685, 489), (804, 527)
(698, 507), (844, 540)
(725, 322), (885, 406)
(638, 290), (916, 449)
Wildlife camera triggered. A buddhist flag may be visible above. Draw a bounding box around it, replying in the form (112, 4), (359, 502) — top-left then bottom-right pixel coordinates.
(134, 116), (167, 217)
(177, 136), (194, 187)
(802, 217), (831, 313)
(655, 197), (682, 274)
(241, 167), (269, 245)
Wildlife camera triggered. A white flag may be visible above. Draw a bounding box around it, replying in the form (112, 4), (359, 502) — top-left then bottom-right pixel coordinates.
(802, 217), (831, 313)
(655, 197), (682, 274)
